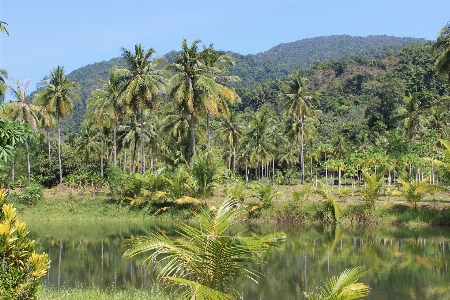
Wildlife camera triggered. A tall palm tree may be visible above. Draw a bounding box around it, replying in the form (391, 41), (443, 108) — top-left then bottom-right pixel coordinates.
(4, 77), (47, 182)
(90, 70), (125, 167)
(168, 39), (232, 156)
(199, 45), (240, 147)
(218, 111), (242, 172)
(432, 22), (450, 85)
(34, 66), (79, 184)
(243, 108), (277, 180)
(116, 44), (166, 173)
(280, 71), (317, 184)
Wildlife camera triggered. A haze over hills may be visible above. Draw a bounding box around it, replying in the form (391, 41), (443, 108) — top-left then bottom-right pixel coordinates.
(59, 35), (426, 132)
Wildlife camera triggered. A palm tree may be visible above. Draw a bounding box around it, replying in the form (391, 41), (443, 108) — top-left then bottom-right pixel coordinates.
(34, 66), (79, 184)
(432, 22), (450, 85)
(0, 21), (8, 36)
(280, 71), (316, 184)
(218, 111), (241, 173)
(168, 39), (232, 156)
(199, 45), (240, 147)
(116, 44), (166, 173)
(397, 93), (425, 143)
(93, 70), (125, 167)
(243, 108), (277, 180)
(4, 77), (48, 182)
(123, 198), (286, 299)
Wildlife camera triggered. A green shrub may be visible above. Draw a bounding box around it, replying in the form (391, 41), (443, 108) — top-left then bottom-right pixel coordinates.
(15, 182), (44, 206)
(0, 189), (50, 299)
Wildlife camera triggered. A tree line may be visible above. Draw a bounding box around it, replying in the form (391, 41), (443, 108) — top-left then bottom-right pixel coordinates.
(1, 24), (450, 194)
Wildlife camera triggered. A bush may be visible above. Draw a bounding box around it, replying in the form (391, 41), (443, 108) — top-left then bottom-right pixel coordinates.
(0, 189), (50, 299)
(15, 182), (44, 206)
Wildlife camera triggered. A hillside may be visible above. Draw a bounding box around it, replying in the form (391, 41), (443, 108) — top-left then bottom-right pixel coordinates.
(60, 35), (426, 132)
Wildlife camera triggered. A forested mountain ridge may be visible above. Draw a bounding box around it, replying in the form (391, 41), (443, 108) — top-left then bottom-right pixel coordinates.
(57, 35), (425, 132)
(229, 35), (426, 87)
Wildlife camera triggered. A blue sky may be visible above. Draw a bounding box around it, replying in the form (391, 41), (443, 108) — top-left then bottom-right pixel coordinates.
(1, 0), (449, 93)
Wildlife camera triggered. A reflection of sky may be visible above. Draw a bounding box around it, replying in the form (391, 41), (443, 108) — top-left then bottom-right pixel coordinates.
(29, 222), (450, 299)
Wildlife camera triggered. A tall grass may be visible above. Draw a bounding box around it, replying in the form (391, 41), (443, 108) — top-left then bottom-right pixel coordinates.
(37, 286), (171, 300)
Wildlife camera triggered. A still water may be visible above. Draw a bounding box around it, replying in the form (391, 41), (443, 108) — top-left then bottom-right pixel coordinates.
(28, 221), (450, 299)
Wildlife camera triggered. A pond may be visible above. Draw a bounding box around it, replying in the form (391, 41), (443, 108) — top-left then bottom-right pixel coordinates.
(28, 221), (450, 299)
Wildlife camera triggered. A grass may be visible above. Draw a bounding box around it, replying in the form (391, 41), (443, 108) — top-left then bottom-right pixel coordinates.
(37, 286), (171, 300)
(6, 181), (450, 226)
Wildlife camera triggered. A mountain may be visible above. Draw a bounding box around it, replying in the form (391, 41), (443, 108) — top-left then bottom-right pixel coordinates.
(58, 35), (426, 132)
(228, 35), (426, 87)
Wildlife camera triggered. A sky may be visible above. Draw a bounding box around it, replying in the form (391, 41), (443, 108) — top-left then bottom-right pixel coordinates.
(1, 0), (450, 94)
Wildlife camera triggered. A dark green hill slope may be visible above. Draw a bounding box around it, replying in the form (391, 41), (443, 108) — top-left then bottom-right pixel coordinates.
(229, 35), (425, 87)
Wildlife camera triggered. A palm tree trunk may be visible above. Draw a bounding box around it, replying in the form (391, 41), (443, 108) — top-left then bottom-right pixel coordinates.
(113, 115), (117, 167)
(11, 156), (15, 186)
(25, 140), (31, 183)
(140, 108), (145, 173)
(100, 139), (104, 178)
(47, 127), (52, 171)
(190, 111), (196, 156)
(300, 115), (305, 184)
(207, 110), (211, 148)
(57, 114), (63, 185)
(187, 75), (196, 156)
(233, 147), (236, 173)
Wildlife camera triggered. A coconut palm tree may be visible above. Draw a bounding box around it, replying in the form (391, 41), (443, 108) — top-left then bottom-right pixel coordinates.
(115, 44), (166, 173)
(0, 21), (8, 36)
(280, 71), (317, 184)
(168, 39), (234, 156)
(432, 22), (450, 85)
(34, 66), (80, 184)
(92, 70), (125, 167)
(4, 77), (48, 182)
(218, 111), (241, 172)
(243, 108), (277, 180)
(123, 198), (286, 299)
(199, 44), (240, 147)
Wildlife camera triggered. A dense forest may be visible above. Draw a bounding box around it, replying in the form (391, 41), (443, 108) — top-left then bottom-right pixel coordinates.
(1, 32), (449, 203)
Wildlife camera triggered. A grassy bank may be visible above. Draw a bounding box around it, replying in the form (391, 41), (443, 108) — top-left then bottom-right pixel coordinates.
(37, 286), (170, 300)
(6, 183), (450, 226)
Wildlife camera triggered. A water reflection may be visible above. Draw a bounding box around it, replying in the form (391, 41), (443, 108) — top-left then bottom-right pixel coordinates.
(28, 222), (450, 299)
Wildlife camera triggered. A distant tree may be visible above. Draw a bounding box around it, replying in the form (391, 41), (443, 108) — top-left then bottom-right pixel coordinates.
(432, 22), (450, 85)
(280, 71), (317, 184)
(34, 66), (80, 184)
